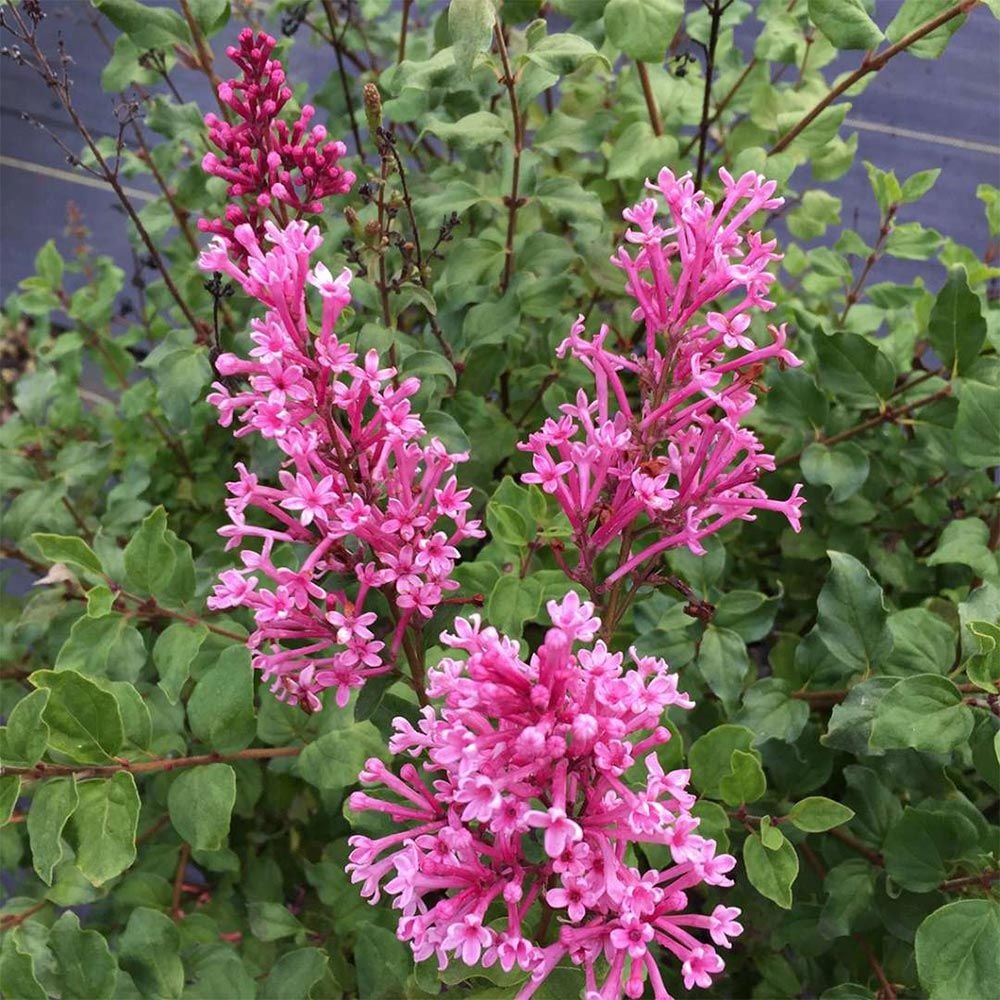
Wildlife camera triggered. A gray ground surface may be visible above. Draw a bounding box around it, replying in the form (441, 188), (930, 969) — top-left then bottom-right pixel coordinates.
(1, 1), (998, 297)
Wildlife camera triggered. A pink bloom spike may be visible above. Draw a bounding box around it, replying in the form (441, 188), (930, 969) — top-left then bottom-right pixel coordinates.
(518, 168), (804, 587)
(348, 595), (741, 997)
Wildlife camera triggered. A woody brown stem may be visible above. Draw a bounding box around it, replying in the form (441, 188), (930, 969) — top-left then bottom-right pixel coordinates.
(771, 1), (978, 155)
(494, 22), (523, 293)
(3, 746), (303, 783)
(636, 61), (663, 136)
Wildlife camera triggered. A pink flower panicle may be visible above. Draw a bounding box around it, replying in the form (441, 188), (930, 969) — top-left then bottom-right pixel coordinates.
(347, 593), (742, 999)
(520, 168), (804, 587)
(199, 29), (355, 255)
(198, 221), (483, 711)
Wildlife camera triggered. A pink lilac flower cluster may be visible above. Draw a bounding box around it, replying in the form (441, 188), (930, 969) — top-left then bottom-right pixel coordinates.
(520, 168), (804, 591)
(347, 592), (742, 999)
(199, 28), (355, 257)
(199, 220), (484, 710)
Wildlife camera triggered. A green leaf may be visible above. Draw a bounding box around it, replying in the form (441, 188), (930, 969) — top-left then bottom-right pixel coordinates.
(713, 589), (781, 643)
(787, 189), (842, 241)
(93, 0), (191, 48)
(887, 0), (969, 59)
(735, 678), (809, 746)
(167, 764), (236, 851)
(744, 831), (799, 908)
(49, 911), (117, 1000)
(927, 518), (997, 579)
(801, 442), (870, 502)
(916, 900), (1000, 999)
(718, 749), (767, 806)
(816, 551), (893, 673)
(72, 772), (140, 886)
(0, 688), (50, 767)
(776, 105), (850, 155)
(31, 533), (104, 576)
(123, 506), (176, 596)
(869, 674), (974, 753)
(0, 775), (19, 826)
(604, 0), (683, 63)
(928, 267), (987, 375)
(487, 502), (531, 547)
(821, 677), (898, 754)
(187, 0), (230, 35)
(885, 221), (943, 260)
(259, 948), (329, 1000)
(689, 724), (756, 799)
(759, 815), (785, 850)
(35, 238), (64, 288)
(525, 33), (609, 76)
(86, 585), (115, 618)
(900, 167), (941, 202)
(187, 646), (256, 753)
(885, 608), (956, 676)
(697, 625), (749, 712)
(54, 613), (147, 683)
(955, 381), (1000, 469)
(297, 722), (386, 791)
(118, 907), (184, 999)
(842, 764), (902, 847)
(28, 777), (79, 884)
(152, 622), (208, 704)
(965, 620), (1000, 691)
(355, 923), (412, 997)
(819, 859), (875, 939)
(487, 574), (542, 637)
(448, 0), (495, 76)
(788, 796), (855, 833)
(0, 931), (46, 1000)
(883, 807), (974, 891)
(808, 0), (883, 49)
(31, 669), (124, 763)
(813, 331), (896, 405)
(247, 901), (304, 942)
(422, 111), (507, 147)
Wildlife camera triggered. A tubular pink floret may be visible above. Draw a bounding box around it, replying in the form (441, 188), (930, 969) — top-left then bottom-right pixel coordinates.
(519, 168), (803, 581)
(198, 223), (483, 712)
(200, 29), (355, 257)
(348, 594), (742, 997)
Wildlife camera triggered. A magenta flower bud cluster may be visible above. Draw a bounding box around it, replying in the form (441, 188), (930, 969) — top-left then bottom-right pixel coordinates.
(346, 593), (742, 999)
(198, 221), (483, 710)
(520, 168), (804, 589)
(198, 29), (355, 256)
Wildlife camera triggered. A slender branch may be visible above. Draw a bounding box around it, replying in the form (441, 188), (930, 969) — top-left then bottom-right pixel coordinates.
(792, 680), (994, 707)
(828, 826), (885, 867)
(386, 142), (454, 362)
(799, 842), (896, 999)
(0, 900), (47, 931)
(3, 7), (206, 339)
(940, 870), (999, 892)
(3, 746), (303, 783)
(636, 61), (663, 136)
(320, 0), (365, 159)
(398, 0), (413, 64)
(854, 934), (898, 1000)
(680, 58), (756, 158)
(770, 0), (978, 155)
(695, 0), (725, 188)
(839, 205), (897, 325)
(177, 0), (224, 95)
(171, 842), (191, 918)
(776, 386), (952, 469)
(494, 22), (523, 293)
